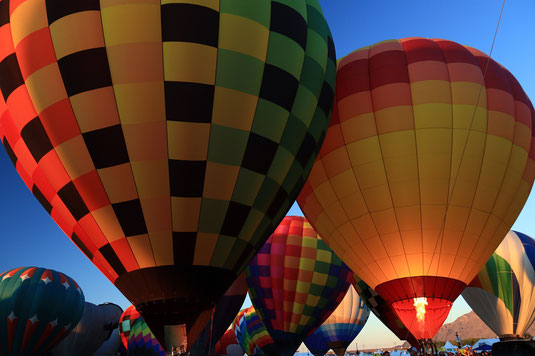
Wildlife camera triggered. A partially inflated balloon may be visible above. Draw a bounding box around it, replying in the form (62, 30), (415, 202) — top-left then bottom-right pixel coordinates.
(353, 275), (418, 347)
(127, 317), (166, 356)
(51, 302), (123, 356)
(234, 306), (276, 356)
(215, 328), (243, 356)
(0, 267), (85, 356)
(190, 273), (247, 355)
(0, 0), (336, 349)
(298, 37), (535, 340)
(463, 231), (535, 339)
(246, 216), (352, 355)
(304, 285), (369, 356)
(119, 305), (141, 349)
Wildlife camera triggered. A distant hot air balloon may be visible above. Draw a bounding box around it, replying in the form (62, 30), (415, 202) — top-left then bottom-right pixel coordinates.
(0, 267), (85, 356)
(50, 302), (123, 356)
(304, 285), (370, 356)
(298, 37), (535, 341)
(353, 275), (419, 347)
(0, 0), (336, 350)
(246, 216), (352, 355)
(119, 305), (141, 349)
(232, 306), (275, 356)
(190, 273), (247, 355)
(215, 328), (243, 356)
(232, 308), (259, 356)
(127, 317), (167, 356)
(463, 231), (535, 340)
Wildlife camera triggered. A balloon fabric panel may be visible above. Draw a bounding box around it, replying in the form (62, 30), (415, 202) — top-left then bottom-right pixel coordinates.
(463, 231), (535, 338)
(190, 272), (247, 354)
(0, 267), (85, 356)
(298, 37), (535, 339)
(127, 317), (166, 356)
(246, 216), (352, 355)
(0, 0), (335, 347)
(214, 328), (242, 356)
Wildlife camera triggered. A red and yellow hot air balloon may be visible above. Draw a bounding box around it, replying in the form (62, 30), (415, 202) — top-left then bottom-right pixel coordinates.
(0, 0), (336, 350)
(298, 38), (535, 341)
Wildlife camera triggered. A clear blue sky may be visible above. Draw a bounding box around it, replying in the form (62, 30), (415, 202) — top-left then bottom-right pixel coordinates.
(0, 0), (534, 351)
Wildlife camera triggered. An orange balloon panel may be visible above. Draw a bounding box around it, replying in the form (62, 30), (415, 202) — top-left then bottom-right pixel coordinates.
(298, 38), (535, 338)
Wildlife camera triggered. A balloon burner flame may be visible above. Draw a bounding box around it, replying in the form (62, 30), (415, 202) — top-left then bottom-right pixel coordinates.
(413, 297), (428, 322)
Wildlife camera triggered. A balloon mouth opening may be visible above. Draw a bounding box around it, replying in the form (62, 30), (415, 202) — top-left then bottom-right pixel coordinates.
(392, 297), (453, 339)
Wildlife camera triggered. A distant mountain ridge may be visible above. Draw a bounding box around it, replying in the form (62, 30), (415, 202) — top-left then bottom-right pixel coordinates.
(434, 311), (535, 342)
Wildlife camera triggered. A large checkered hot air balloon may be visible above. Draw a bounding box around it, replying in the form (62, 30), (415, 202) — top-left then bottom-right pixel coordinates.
(246, 216), (352, 356)
(0, 267), (85, 356)
(0, 0), (336, 350)
(298, 37), (535, 342)
(463, 231), (535, 340)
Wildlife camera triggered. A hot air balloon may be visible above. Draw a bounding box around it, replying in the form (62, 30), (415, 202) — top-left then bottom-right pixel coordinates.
(0, 0), (336, 350)
(353, 275), (419, 347)
(462, 230), (535, 340)
(232, 306), (276, 356)
(0, 267), (85, 356)
(50, 302), (123, 356)
(190, 273), (247, 355)
(93, 328), (123, 356)
(246, 216), (352, 355)
(232, 308), (259, 356)
(119, 305), (141, 349)
(215, 328), (243, 356)
(127, 317), (167, 356)
(298, 37), (535, 341)
(304, 285), (370, 356)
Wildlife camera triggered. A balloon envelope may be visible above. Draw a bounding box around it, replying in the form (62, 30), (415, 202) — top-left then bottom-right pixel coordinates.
(119, 305), (141, 349)
(462, 231), (535, 339)
(93, 328), (123, 356)
(298, 37), (535, 340)
(0, 267), (85, 356)
(50, 302), (123, 356)
(127, 317), (166, 356)
(246, 216), (352, 355)
(0, 0), (336, 348)
(304, 285), (370, 356)
(232, 307), (260, 356)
